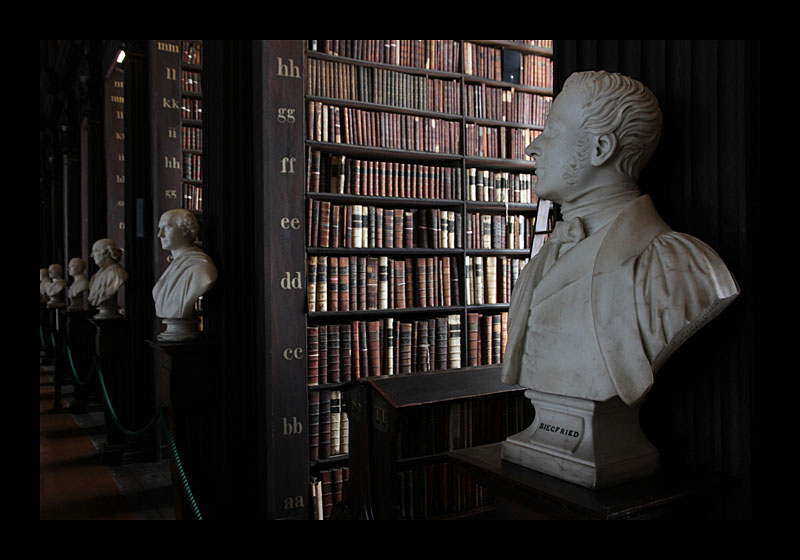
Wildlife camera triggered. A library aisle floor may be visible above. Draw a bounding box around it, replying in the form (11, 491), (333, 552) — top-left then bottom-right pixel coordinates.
(39, 361), (175, 520)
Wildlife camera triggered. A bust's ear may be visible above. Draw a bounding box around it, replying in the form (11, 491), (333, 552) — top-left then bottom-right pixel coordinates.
(590, 132), (618, 167)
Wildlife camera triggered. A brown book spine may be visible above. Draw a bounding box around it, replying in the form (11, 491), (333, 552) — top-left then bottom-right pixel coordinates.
(351, 320), (361, 379)
(319, 201), (331, 248)
(467, 313), (479, 367)
(442, 256), (451, 306)
(312, 199), (321, 247)
(307, 256), (317, 313)
(416, 257), (427, 308)
(367, 320), (381, 377)
(492, 314), (501, 365)
(318, 325), (328, 384)
(329, 257), (338, 312)
(435, 317), (448, 370)
(359, 321), (368, 379)
(317, 256), (328, 312)
(404, 210), (415, 248)
(308, 390), (320, 463)
(358, 257), (367, 310)
(319, 390), (331, 460)
(307, 326), (319, 385)
(338, 258), (350, 312)
(330, 205), (340, 248)
(349, 256), (358, 311)
(340, 324), (352, 382)
(399, 322), (412, 374)
(395, 260), (406, 309)
(328, 324), (340, 383)
(482, 315), (491, 365)
(366, 257), (378, 310)
(426, 257), (435, 307)
(385, 317), (395, 376)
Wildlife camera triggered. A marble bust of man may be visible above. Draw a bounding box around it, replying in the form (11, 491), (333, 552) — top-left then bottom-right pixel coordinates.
(67, 257), (90, 310)
(88, 238), (128, 319)
(45, 263), (67, 308)
(40, 268), (52, 304)
(501, 71), (740, 407)
(152, 209), (217, 341)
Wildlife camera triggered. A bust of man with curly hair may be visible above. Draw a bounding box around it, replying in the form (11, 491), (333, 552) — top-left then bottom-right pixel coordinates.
(152, 209), (217, 339)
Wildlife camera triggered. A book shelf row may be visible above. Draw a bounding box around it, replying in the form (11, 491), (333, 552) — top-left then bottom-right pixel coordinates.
(182, 69), (201, 94)
(308, 314), (466, 381)
(307, 255), (463, 313)
(396, 463), (489, 520)
(307, 101), (462, 154)
(183, 153), (202, 182)
(306, 57), (462, 115)
(307, 202), (463, 250)
(465, 82), (552, 126)
(308, 40), (462, 73)
(183, 125), (202, 151)
(308, 150), (462, 200)
(466, 212), (537, 250)
(181, 40), (202, 66)
(182, 96), (202, 122)
(464, 122), (538, 160)
(309, 389), (349, 462)
(182, 183), (203, 212)
(310, 465), (349, 520)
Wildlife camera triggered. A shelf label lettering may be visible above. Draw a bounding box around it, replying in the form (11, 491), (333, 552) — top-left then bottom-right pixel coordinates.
(277, 107), (296, 123)
(282, 347), (303, 361)
(164, 156), (180, 169)
(165, 189), (178, 199)
(284, 496), (304, 510)
(282, 416), (303, 435)
(280, 157), (296, 174)
(157, 41), (179, 54)
(162, 97), (180, 110)
(168, 126), (177, 139)
(276, 57), (300, 79)
(165, 67), (176, 80)
(280, 217), (301, 230)
(280, 272), (303, 290)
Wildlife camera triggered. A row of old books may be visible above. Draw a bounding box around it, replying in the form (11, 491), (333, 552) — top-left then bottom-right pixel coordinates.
(466, 212), (536, 250)
(182, 69), (201, 94)
(183, 153), (202, 182)
(181, 40), (202, 66)
(466, 167), (537, 203)
(510, 40), (553, 49)
(465, 82), (552, 127)
(310, 466), (349, 520)
(307, 314), (464, 381)
(307, 255), (461, 313)
(465, 123), (540, 160)
(182, 125), (202, 151)
(308, 40), (462, 74)
(307, 101), (461, 154)
(463, 42), (505, 82)
(307, 202), (462, 250)
(521, 53), (554, 90)
(467, 312), (508, 367)
(182, 96), (202, 121)
(398, 395), (529, 458)
(396, 463), (489, 520)
(306, 57), (462, 115)
(309, 389), (348, 462)
(465, 255), (529, 306)
(307, 150), (462, 200)
(182, 184), (203, 212)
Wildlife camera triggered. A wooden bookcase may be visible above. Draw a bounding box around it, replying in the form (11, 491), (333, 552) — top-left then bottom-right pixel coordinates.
(301, 40), (554, 519)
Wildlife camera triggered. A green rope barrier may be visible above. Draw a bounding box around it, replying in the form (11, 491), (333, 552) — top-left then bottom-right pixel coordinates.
(161, 413), (204, 521)
(44, 330), (204, 521)
(94, 358), (161, 438)
(65, 344), (95, 386)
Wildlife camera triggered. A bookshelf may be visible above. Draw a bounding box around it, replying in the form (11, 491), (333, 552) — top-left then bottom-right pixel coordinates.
(302, 40), (554, 519)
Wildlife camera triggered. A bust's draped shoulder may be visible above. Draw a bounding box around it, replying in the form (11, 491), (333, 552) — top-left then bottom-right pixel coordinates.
(634, 231), (740, 373)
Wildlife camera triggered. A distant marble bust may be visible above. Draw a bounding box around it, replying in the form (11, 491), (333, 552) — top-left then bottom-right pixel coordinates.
(45, 263), (67, 308)
(153, 209), (217, 341)
(88, 238), (128, 319)
(501, 71), (740, 406)
(40, 268), (51, 304)
(67, 257), (90, 311)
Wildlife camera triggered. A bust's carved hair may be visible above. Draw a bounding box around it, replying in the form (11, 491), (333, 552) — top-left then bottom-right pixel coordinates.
(93, 239), (124, 263)
(166, 209), (199, 241)
(564, 71), (662, 180)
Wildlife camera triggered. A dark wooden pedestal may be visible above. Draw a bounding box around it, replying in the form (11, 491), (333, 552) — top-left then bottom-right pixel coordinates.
(149, 339), (221, 521)
(445, 442), (735, 520)
(91, 318), (156, 465)
(59, 309), (100, 413)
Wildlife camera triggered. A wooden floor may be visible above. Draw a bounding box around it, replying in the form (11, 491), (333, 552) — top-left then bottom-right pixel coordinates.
(39, 360), (175, 520)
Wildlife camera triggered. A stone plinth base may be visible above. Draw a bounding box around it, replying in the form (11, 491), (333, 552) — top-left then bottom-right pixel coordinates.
(158, 317), (201, 342)
(501, 389), (659, 490)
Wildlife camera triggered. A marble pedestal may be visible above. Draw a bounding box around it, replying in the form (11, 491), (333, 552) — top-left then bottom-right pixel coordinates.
(157, 317), (201, 342)
(501, 389), (659, 489)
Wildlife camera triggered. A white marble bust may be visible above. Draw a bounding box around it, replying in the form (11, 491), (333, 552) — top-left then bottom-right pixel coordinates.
(152, 209), (217, 341)
(45, 263), (67, 308)
(67, 257), (90, 311)
(499, 71), (740, 488)
(40, 268), (51, 304)
(88, 238), (128, 319)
